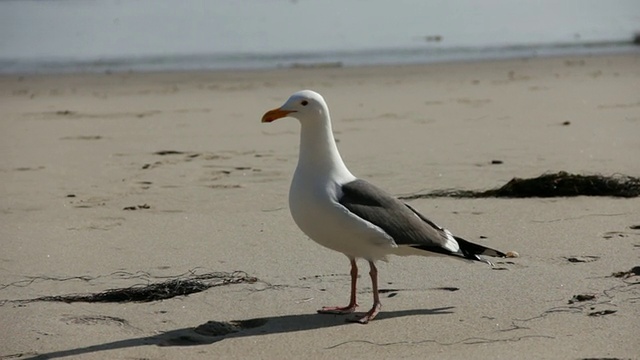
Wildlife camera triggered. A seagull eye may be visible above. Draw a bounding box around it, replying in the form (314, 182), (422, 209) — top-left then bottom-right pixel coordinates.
(301, 100), (308, 106)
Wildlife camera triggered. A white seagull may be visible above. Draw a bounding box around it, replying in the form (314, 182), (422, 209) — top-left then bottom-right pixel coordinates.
(262, 90), (505, 324)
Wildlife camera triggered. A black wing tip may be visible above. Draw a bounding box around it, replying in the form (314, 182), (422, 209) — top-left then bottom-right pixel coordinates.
(454, 236), (506, 261)
(482, 248), (507, 258)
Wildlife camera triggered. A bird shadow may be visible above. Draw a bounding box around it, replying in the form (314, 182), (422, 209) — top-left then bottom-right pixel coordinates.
(24, 307), (454, 359)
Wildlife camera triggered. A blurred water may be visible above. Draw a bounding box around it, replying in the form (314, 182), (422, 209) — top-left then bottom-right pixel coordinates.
(0, 0), (638, 73)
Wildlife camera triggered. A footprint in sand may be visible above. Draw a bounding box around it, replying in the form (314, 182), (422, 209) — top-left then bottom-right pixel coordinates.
(564, 256), (599, 263)
(59, 135), (103, 140)
(12, 166), (45, 172)
(159, 319), (268, 346)
(602, 231), (631, 239)
(67, 216), (125, 231)
(193, 319), (268, 337)
(70, 196), (109, 209)
(61, 314), (134, 329)
(454, 98), (492, 107)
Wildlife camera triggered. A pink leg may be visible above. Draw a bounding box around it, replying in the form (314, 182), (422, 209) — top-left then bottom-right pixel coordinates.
(317, 257), (359, 314)
(348, 261), (382, 324)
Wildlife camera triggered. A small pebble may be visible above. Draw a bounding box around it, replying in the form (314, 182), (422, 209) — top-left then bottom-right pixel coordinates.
(505, 251), (519, 258)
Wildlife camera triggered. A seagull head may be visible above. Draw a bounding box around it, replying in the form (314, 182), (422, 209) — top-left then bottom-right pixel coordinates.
(262, 90), (327, 124)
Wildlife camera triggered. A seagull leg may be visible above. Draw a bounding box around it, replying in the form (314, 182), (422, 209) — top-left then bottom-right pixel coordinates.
(317, 257), (358, 314)
(349, 261), (382, 324)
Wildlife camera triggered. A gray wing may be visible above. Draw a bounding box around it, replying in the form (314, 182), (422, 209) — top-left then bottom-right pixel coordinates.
(338, 179), (460, 255)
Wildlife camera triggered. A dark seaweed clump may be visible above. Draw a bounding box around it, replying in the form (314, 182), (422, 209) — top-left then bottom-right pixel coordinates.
(400, 172), (640, 199)
(485, 172), (640, 198)
(17, 271), (257, 304)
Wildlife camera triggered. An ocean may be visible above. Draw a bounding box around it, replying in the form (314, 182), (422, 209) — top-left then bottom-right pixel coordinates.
(1, 0), (638, 74)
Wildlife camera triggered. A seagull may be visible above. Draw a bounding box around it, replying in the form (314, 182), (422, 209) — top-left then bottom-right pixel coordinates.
(262, 90), (506, 324)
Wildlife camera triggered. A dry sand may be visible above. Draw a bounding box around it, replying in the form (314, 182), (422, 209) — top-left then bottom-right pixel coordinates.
(1, 54), (639, 359)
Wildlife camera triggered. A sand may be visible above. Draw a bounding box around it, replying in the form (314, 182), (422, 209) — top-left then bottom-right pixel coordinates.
(1, 54), (639, 359)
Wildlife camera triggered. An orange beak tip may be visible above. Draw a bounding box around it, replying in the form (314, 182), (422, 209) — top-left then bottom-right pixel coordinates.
(261, 108), (295, 123)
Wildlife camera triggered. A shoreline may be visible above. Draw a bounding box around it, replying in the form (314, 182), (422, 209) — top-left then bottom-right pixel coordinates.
(2, 51), (637, 85)
(1, 41), (638, 76)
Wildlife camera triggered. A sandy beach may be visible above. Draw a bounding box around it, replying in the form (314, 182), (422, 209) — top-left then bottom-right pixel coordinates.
(1, 54), (639, 359)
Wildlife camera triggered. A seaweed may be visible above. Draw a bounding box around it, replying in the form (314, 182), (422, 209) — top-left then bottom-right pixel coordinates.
(7, 271), (257, 304)
(399, 172), (640, 200)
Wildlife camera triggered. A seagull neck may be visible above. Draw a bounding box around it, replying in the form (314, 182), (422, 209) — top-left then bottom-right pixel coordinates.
(298, 115), (351, 178)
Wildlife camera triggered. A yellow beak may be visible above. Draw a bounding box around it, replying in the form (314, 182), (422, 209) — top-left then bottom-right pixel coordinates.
(261, 108), (296, 123)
